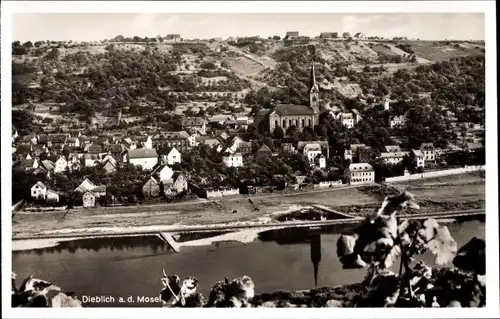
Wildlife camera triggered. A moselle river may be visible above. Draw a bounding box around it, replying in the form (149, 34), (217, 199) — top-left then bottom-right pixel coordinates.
(12, 217), (485, 307)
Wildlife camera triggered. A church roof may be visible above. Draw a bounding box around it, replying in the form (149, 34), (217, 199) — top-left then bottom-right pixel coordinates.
(273, 104), (315, 116)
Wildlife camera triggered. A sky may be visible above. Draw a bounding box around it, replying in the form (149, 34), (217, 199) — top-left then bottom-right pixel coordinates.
(12, 13), (485, 42)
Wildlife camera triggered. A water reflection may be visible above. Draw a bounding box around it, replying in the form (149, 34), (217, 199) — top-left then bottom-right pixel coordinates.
(22, 235), (172, 254)
(310, 232), (322, 288)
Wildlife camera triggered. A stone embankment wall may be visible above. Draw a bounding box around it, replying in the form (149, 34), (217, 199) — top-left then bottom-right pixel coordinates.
(385, 165), (485, 183)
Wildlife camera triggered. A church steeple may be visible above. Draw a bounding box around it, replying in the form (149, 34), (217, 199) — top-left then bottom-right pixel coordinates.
(309, 58), (319, 114)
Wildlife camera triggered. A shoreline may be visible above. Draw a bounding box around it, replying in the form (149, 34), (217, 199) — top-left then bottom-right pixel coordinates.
(12, 209), (485, 251)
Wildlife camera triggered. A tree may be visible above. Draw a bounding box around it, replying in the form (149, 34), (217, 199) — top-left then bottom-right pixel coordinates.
(273, 127), (284, 139)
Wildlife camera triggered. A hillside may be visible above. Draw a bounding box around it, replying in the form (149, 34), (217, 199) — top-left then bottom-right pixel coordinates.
(11, 38), (485, 132)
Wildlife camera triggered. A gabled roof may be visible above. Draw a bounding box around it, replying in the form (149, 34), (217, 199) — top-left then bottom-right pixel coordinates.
(272, 104), (315, 116)
(182, 117), (206, 126)
(412, 149), (424, 157)
(40, 160), (55, 171)
(420, 143), (435, 151)
(16, 144), (32, 154)
(256, 144), (273, 153)
(153, 131), (190, 140)
(297, 140), (329, 151)
(32, 181), (47, 189)
(127, 148), (158, 159)
(303, 143), (322, 152)
(385, 145), (401, 152)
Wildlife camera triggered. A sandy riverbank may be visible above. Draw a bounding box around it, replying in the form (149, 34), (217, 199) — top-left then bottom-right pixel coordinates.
(11, 177), (485, 240)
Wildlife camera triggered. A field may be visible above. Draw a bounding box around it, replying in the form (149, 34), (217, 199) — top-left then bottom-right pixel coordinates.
(12, 173), (485, 238)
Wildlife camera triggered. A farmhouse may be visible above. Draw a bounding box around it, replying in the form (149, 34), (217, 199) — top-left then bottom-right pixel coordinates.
(31, 181), (47, 200)
(125, 148), (158, 170)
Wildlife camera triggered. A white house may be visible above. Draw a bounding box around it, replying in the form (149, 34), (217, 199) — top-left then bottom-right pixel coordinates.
(31, 181), (47, 200)
(126, 148), (158, 170)
(420, 143), (436, 161)
(46, 189), (61, 203)
(303, 143), (323, 163)
(345, 163), (375, 185)
(379, 150), (410, 165)
(340, 113), (355, 129)
(75, 178), (96, 193)
(390, 115), (406, 128)
(152, 163), (174, 181)
(412, 149), (425, 168)
(164, 147), (181, 165)
(315, 154), (327, 168)
(222, 153), (243, 167)
(54, 155), (68, 173)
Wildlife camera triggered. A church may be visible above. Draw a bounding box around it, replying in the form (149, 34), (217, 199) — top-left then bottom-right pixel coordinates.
(255, 60), (320, 133)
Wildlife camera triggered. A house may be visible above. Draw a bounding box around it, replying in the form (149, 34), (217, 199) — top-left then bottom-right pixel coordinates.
(358, 146), (372, 163)
(102, 159), (117, 174)
(420, 143), (436, 161)
(340, 112), (355, 128)
(344, 144), (368, 163)
(342, 32), (351, 38)
(385, 145), (401, 153)
(285, 31), (299, 39)
(354, 32), (366, 39)
(151, 163), (174, 181)
(125, 148), (158, 170)
(46, 189), (62, 203)
(88, 143), (104, 154)
(255, 144), (273, 158)
(160, 147), (181, 166)
(281, 143), (296, 153)
(53, 155), (68, 173)
(319, 32), (338, 39)
(165, 34), (182, 42)
(122, 138), (138, 150)
(222, 153), (243, 167)
(411, 149), (425, 168)
(195, 136), (221, 148)
(40, 160), (55, 172)
(182, 117), (207, 135)
(152, 131), (191, 151)
(315, 154), (327, 168)
(135, 135), (153, 149)
(103, 144), (125, 158)
(390, 115), (406, 128)
(237, 141), (253, 154)
(162, 172), (188, 196)
(208, 114), (233, 125)
(297, 141), (329, 159)
(303, 143), (323, 163)
(82, 191), (96, 208)
(92, 185), (107, 198)
(67, 153), (82, 171)
(379, 151), (410, 165)
(31, 181), (47, 200)
(221, 136), (245, 155)
(466, 142), (483, 153)
(83, 153), (102, 167)
(75, 178), (97, 194)
(66, 137), (80, 148)
(345, 163), (375, 185)
(143, 176), (161, 198)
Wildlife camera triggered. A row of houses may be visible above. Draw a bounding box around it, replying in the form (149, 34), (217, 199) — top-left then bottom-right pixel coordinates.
(285, 31), (367, 39)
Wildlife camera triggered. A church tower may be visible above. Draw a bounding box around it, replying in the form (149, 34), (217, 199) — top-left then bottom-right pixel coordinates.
(309, 59), (320, 114)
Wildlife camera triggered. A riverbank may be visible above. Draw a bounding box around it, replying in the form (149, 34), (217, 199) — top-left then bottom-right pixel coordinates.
(12, 175), (485, 239)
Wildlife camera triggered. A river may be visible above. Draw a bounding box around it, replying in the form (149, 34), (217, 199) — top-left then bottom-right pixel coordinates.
(12, 217), (485, 307)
